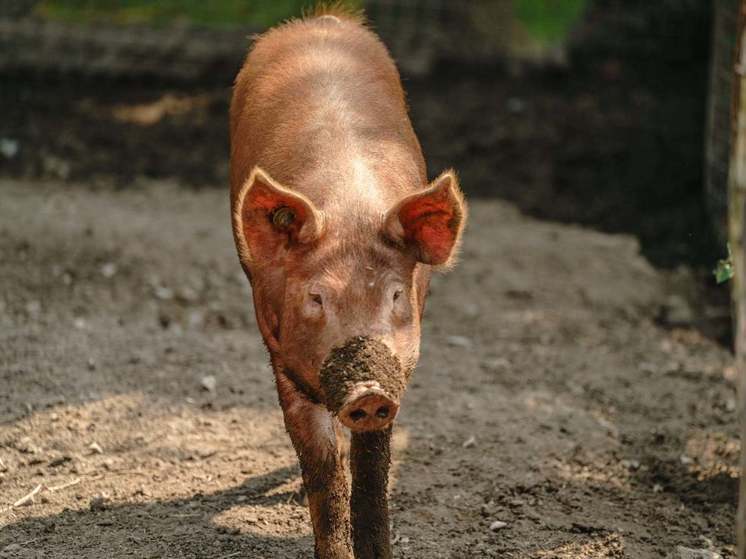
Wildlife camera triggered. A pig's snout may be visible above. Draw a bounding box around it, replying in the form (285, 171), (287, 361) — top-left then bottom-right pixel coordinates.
(338, 382), (399, 432)
(319, 336), (407, 433)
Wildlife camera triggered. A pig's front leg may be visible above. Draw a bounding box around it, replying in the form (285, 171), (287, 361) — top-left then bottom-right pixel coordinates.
(350, 427), (392, 559)
(276, 372), (353, 559)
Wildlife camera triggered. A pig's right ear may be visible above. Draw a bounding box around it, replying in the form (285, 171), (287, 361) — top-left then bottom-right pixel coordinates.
(233, 166), (325, 265)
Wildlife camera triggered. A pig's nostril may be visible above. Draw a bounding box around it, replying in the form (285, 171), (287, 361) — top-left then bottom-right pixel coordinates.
(375, 406), (389, 419)
(349, 409), (367, 421)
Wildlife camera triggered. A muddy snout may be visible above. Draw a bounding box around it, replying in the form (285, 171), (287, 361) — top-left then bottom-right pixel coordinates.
(338, 382), (399, 431)
(320, 336), (406, 432)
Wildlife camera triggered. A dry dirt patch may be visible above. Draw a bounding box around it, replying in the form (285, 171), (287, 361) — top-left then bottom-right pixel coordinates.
(0, 179), (737, 558)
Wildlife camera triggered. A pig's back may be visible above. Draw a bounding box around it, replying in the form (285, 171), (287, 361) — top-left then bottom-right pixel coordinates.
(230, 13), (426, 211)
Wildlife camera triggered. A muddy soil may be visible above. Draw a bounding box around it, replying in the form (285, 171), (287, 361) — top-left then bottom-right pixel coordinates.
(0, 178), (737, 558)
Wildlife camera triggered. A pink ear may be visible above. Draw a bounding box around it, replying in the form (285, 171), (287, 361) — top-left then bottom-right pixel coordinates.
(233, 167), (324, 265)
(383, 170), (467, 265)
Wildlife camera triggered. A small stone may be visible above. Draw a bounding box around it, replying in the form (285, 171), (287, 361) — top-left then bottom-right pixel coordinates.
(0, 138), (19, 159)
(187, 310), (205, 328)
(489, 520), (508, 531)
(25, 300), (41, 316)
(154, 285), (174, 300)
(674, 546), (722, 559)
(179, 286), (200, 303)
(481, 357), (510, 371)
(88, 442), (104, 454)
(680, 455), (693, 465)
(200, 375), (217, 392)
(100, 262), (117, 278)
(17, 437), (39, 454)
(198, 448), (217, 459)
(480, 501), (496, 516)
(447, 335), (472, 348)
(463, 302), (479, 318)
(462, 436), (477, 448)
(48, 455), (72, 467)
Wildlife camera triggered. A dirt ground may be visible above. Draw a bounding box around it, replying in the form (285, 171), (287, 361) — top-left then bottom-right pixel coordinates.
(0, 176), (737, 558)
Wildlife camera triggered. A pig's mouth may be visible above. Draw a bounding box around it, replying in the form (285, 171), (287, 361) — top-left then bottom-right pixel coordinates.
(319, 336), (406, 432)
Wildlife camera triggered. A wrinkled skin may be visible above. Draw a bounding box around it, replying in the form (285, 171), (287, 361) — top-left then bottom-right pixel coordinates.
(229, 9), (466, 559)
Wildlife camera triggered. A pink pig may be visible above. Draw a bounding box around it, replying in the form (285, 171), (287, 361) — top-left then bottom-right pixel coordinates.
(229, 6), (466, 558)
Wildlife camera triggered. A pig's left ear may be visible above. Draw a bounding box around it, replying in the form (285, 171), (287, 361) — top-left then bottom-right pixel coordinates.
(233, 166), (325, 265)
(383, 170), (467, 266)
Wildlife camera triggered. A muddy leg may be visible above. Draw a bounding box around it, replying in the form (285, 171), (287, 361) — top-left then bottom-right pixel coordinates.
(276, 372), (353, 559)
(350, 427), (392, 559)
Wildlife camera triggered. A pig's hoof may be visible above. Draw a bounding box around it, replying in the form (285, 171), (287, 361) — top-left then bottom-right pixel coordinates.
(339, 387), (399, 432)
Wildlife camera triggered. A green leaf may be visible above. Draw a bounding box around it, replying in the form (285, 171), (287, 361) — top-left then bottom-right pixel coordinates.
(514, 0), (588, 45)
(714, 243), (734, 284)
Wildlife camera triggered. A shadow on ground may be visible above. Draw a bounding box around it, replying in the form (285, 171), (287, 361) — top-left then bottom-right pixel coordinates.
(0, 465), (310, 558)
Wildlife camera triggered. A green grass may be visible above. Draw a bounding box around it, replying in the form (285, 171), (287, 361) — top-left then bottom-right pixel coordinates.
(514, 0), (588, 44)
(37, 1), (584, 41)
(35, 0), (361, 28)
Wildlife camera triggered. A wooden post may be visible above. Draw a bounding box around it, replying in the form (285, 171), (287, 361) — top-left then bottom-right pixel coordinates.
(731, 3), (746, 558)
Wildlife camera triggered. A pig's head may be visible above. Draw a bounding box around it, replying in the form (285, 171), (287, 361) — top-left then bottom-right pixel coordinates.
(232, 166), (466, 430)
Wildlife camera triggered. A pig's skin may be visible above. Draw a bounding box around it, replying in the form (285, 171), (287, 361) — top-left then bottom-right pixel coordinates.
(229, 6), (466, 559)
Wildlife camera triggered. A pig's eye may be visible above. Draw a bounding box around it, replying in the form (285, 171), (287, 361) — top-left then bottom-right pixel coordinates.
(390, 286), (411, 322)
(302, 290), (324, 319)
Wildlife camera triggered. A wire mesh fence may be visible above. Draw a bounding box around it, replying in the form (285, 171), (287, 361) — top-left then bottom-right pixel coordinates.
(0, 1), (714, 78)
(0, 0), (730, 257)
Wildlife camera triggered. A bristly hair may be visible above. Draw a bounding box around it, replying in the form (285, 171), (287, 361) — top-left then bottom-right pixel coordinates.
(305, 1), (366, 24)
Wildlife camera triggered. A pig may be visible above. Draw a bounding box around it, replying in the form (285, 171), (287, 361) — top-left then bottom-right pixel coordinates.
(229, 6), (466, 559)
